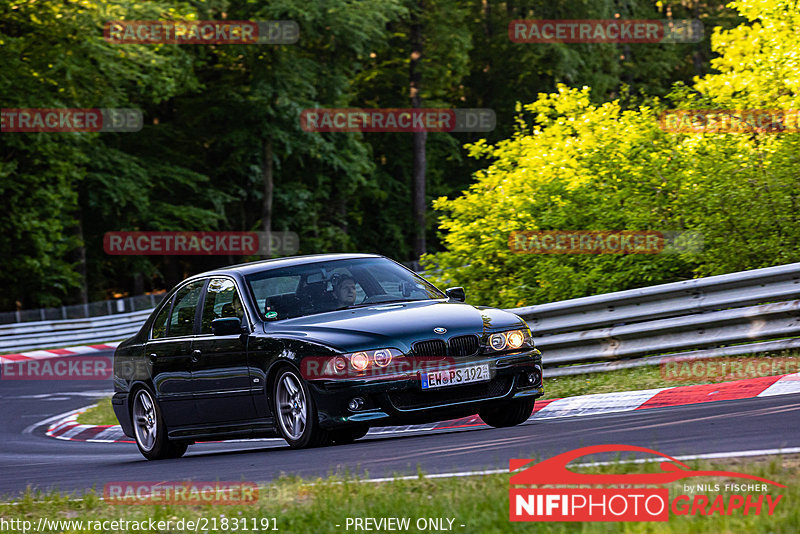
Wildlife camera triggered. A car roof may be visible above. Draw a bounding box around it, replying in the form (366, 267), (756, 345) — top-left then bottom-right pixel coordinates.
(189, 253), (386, 279)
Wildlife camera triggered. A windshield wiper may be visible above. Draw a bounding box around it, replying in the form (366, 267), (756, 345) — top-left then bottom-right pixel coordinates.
(333, 298), (421, 311)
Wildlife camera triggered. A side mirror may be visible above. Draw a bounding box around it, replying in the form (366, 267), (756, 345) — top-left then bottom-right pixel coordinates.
(445, 287), (466, 302)
(399, 281), (412, 297)
(212, 317), (242, 336)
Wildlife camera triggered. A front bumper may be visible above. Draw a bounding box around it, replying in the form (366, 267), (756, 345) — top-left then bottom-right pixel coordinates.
(308, 348), (544, 428)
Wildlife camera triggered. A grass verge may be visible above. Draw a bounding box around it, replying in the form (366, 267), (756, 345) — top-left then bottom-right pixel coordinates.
(77, 397), (117, 426)
(1, 455), (797, 532)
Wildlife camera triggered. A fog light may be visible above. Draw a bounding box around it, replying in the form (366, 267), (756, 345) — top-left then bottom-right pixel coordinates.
(525, 367), (542, 385)
(333, 357), (347, 373)
(348, 397), (365, 411)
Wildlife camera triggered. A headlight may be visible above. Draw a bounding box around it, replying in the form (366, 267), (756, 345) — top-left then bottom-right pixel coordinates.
(315, 348), (404, 379)
(350, 352), (369, 371)
(333, 357), (347, 372)
(487, 329), (532, 352)
(507, 331), (525, 349)
(372, 349), (393, 367)
(489, 333), (507, 351)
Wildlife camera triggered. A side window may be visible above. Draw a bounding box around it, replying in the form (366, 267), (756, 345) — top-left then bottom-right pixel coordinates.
(200, 278), (243, 334)
(151, 297), (173, 339)
(167, 281), (205, 337)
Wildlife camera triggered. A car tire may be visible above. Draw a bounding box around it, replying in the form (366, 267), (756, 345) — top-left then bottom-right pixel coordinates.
(273, 367), (330, 448)
(131, 388), (188, 460)
(329, 425), (369, 445)
(479, 398), (535, 428)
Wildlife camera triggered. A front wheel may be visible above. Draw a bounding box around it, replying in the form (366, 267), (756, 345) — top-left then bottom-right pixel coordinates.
(273, 368), (330, 448)
(132, 388), (188, 460)
(479, 398), (535, 428)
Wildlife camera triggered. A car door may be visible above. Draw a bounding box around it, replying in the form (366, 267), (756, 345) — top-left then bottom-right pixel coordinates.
(191, 277), (256, 424)
(144, 280), (205, 427)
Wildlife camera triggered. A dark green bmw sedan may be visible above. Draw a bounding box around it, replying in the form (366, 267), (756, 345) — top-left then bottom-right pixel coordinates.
(112, 253), (544, 460)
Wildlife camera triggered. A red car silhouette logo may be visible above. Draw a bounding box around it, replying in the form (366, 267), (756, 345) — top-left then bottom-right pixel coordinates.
(510, 444), (785, 487)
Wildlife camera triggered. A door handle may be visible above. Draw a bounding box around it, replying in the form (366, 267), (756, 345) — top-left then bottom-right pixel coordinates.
(191, 349), (202, 362)
(148, 353), (157, 362)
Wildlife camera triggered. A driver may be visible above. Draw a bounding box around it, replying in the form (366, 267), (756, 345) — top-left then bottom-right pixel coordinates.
(332, 274), (357, 307)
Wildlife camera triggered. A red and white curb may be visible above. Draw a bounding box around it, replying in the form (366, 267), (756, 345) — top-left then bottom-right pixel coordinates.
(47, 409), (133, 443)
(0, 342), (121, 365)
(45, 372), (800, 445)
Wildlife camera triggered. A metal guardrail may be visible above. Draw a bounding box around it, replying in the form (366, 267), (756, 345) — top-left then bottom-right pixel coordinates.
(0, 310), (150, 352)
(510, 262), (800, 376)
(1, 262), (799, 368)
(0, 293), (164, 325)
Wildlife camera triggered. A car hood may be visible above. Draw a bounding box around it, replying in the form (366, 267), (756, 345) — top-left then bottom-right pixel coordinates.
(262, 300), (527, 352)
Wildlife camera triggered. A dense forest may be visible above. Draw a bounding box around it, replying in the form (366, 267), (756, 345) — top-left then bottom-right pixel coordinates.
(3, 0), (797, 312)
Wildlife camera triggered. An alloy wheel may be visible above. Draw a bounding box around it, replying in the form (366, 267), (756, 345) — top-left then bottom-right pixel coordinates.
(133, 389), (157, 451)
(276, 372), (307, 440)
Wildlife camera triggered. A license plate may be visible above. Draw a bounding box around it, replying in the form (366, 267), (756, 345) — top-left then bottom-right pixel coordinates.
(420, 364), (490, 389)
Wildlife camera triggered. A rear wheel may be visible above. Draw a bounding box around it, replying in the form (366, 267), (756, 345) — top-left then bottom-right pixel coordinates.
(132, 388), (188, 460)
(329, 425), (369, 445)
(273, 368), (330, 448)
(479, 398), (535, 428)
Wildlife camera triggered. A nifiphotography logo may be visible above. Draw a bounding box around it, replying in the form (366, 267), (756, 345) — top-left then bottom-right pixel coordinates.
(509, 444), (784, 522)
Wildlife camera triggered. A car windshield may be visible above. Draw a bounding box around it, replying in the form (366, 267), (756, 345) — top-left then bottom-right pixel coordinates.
(244, 257), (446, 320)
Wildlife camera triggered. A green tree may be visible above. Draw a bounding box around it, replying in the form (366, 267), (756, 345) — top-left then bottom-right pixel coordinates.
(424, 0), (800, 307)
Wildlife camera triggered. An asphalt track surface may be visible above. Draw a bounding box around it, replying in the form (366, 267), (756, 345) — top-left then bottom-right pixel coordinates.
(3, 352), (800, 499)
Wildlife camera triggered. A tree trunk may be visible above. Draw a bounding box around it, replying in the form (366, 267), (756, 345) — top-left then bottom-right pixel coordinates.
(410, 2), (427, 263)
(70, 209), (88, 305)
(261, 137), (274, 257)
(691, 4), (704, 77)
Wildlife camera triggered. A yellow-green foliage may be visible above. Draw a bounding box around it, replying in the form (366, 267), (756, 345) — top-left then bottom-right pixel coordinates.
(424, 0), (800, 308)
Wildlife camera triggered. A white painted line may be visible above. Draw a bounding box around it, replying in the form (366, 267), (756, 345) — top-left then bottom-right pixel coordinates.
(3, 445), (798, 507)
(359, 446), (800, 483)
